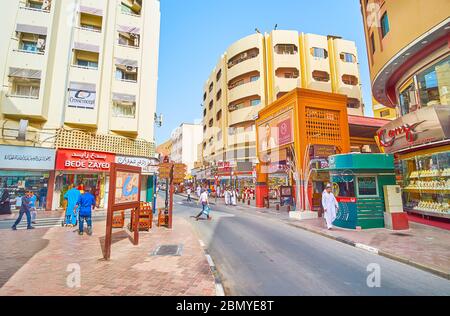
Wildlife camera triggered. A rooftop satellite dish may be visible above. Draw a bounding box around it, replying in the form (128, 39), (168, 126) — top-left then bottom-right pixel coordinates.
(17, 119), (28, 141)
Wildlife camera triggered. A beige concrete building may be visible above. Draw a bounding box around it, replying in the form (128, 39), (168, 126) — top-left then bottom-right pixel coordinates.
(170, 123), (203, 174)
(201, 30), (364, 166)
(0, 0), (160, 155)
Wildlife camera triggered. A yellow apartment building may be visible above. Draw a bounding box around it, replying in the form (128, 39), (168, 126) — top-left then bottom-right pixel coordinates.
(372, 97), (396, 119)
(0, 0), (160, 210)
(360, 0), (450, 222)
(200, 30), (364, 168)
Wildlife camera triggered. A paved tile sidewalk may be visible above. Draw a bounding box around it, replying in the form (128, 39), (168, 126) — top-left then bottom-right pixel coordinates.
(0, 215), (216, 296)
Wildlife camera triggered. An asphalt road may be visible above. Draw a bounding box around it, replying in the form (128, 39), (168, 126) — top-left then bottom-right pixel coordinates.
(171, 194), (450, 296)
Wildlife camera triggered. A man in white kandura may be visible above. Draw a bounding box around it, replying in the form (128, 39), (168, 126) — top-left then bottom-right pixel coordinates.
(322, 183), (339, 230)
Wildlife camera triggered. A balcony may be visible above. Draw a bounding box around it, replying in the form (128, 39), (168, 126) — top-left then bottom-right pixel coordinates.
(228, 130), (256, 147)
(17, 5), (51, 28)
(227, 57), (260, 83)
(69, 65), (99, 84)
(2, 94), (45, 120)
(274, 77), (301, 98)
(228, 104), (263, 127)
(110, 116), (138, 134)
(228, 80), (261, 104)
(273, 53), (300, 70)
(9, 49), (46, 70)
(74, 27), (103, 48)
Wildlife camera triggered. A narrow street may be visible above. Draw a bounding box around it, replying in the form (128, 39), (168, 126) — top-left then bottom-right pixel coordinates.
(171, 194), (450, 296)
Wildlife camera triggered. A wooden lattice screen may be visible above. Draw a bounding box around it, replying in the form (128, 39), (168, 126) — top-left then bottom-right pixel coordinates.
(55, 129), (155, 158)
(305, 107), (341, 145)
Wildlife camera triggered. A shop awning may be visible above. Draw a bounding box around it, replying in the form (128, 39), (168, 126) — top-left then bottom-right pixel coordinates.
(69, 82), (96, 92)
(112, 93), (136, 103)
(8, 67), (41, 79)
(348, 115), (390, 139)
(16, 24), (48, 36)
(73, 42), (100, 53)
(115, 58), (139, 68)
(79, 5), (103, 16)
(117, 25), (140, 35)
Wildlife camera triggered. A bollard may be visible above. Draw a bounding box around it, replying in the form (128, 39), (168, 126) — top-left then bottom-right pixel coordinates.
(276, 204), (280, 211)
(248, 199), (250, 205)
(287, 205), (291, 212)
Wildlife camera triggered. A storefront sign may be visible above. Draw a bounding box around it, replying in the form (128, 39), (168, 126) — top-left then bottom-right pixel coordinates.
(0, 145), (55, 170)
(218, 161), (231, 173)
(257, 109), (294, 153)
(376, 105), (450, 153)
(310, 145), (336, 159)
(56, 149), (115, 171)
(68, 82), (96, 109)
(115, 155), (159, 175)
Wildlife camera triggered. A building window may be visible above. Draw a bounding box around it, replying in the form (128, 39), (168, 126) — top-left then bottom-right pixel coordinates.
(380, 12), (390, 38)
(18, 33), (46, 54)
(227, 48), (259, 69)
(275, 44), (298, 55)
(340, 52), (356, 63)
(342, 74), (359, 85)
(379, 109), (391, 117)
(251, 99), (261, 106)
(80, 13), (102, 32)
(73, 50), (99, 69)
(203, 108), (206, 117)
(209, 82), (213, 93)
(311, 47), (328, 59)
(118, 31), (140, 47)
(26, 0), (51, 11)
(312, 70), (330, 82)
(417, 55), (450, 108)
(11, 79), (40, 98)
(209, 100), (213, 110)
(275, 67), (299, 78)
(121, 0), (142, 16)
(356, 176), (378, 197)
(115, 65), (138, 82)
(216, 109), (222, 121)
(228, 71), (260, 89)
(216, 89), (222, 101)
(209, 119), (213, 127)
(203, 125), (206, 133)
(203, 92), (207, 101)
(399, 83), (417, 115)
(370, 33), (376, 54)
(112, 101), (136, 118)
(216, 69), (222, 81)
(347, 98), (361, 109)
(250, 75), (260, 82)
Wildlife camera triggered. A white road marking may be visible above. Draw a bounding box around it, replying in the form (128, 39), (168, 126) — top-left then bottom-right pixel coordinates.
(205, 254), (215, 267)
(355, 243), (379, 254)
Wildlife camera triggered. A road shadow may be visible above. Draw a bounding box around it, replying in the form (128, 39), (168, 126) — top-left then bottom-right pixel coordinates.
(98, 229), (135, 259)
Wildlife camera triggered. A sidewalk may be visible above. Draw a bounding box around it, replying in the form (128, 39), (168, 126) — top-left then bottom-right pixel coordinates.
(188, 193), (450, 280)
(0, 209), (216, 296)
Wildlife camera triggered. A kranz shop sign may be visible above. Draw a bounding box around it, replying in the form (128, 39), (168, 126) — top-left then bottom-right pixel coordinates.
(376, 105), (450, 154)
(56, 149), (115, 171)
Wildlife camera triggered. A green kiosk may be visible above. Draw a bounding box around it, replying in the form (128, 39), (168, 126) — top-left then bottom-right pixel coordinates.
(327, 153), (396, 229)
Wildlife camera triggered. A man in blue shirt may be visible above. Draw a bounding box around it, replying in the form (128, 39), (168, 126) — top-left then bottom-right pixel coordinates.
(75, 185), (96, 236)
(12, 191), (34, 230)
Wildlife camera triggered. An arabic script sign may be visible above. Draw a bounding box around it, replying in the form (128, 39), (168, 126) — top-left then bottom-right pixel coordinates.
(115, 155), (158, 175)
(55, 149), (115, 171)
(0, 145), (56, 170)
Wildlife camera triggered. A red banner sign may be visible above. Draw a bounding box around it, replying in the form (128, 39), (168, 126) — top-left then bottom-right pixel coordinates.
(336, 197), (357, 203)
(56, 149), (115, 172)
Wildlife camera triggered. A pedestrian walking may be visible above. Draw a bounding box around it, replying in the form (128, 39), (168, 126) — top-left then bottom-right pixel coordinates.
(196, 185), (201, 198)
(11, 191), (34, 230)
(29, 191), (37, 224)
(186, 187), (192, 202)
(0, 183), (11, 215)
(76, 185), (96, 236)
(38, 184), (47, 210)
(231, 189), (237, 206)
(195, 189), (211, 220)
(322, 183), (339, 230)
(224, 187), (230, 205)
(64, 184), (81, 227)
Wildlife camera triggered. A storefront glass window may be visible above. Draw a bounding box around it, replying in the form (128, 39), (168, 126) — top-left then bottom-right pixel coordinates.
(399, 83), (417, 115)
(356, 176), (378, 197)
(417, 55), (450, 108)
(332, 176), (355, 197)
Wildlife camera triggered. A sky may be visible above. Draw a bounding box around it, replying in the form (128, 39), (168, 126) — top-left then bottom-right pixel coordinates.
(155, 0), (373, 144)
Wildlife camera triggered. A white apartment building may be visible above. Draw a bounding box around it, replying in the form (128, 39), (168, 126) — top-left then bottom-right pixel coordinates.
(170, 123), (203, 174)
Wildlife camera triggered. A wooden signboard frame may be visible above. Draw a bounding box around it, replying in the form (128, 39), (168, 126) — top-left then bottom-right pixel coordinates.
(104, 163), (142, 260)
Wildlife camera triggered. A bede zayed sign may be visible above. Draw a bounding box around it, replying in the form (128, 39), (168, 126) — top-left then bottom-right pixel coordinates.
(0, 145), (55, 170)
(376, 105), (450, 153)
(56, 149), (115, 171)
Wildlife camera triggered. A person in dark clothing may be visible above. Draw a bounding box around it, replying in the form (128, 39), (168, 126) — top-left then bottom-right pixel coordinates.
(11, 191), (34, 230)
(38, 185), (47, 210)
(75, 186), (96, 236)
(0, 183), (11, 215)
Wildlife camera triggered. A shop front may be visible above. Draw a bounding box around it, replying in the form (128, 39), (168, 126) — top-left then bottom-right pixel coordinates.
(115, 155), (159, 203)
(0, 145), (56, 211)
(53, 149), (115, 210)
(376, 105), (450, 223)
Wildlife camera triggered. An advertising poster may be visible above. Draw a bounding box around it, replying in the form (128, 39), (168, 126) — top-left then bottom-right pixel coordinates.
(257, 109), (294, 153)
